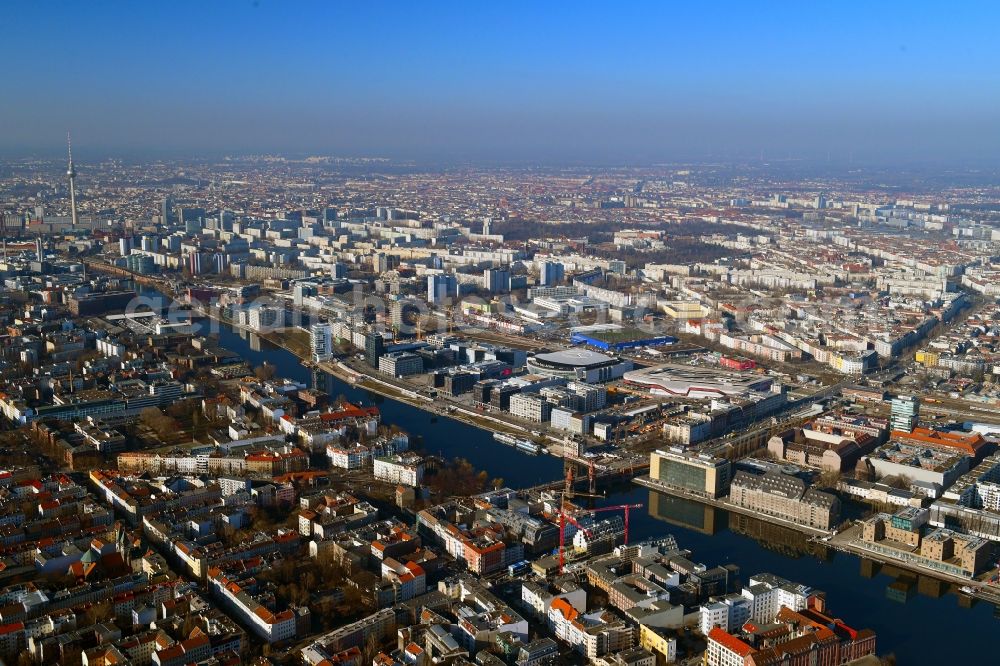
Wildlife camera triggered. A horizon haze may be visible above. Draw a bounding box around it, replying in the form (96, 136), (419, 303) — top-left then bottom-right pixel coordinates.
(3, 1), (999, 166)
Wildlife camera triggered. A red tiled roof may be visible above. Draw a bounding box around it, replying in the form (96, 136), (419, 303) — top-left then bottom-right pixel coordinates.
(0, 622), (24, 635)
(320, 404), (379, 422)
(892, 427), (985, 455)
(550, 597), (578, 622)
(708, 627), (755, 657)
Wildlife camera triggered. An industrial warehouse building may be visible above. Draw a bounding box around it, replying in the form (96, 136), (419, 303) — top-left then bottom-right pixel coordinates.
(729, 471), (841, 530)
(569, 324), (677, 352)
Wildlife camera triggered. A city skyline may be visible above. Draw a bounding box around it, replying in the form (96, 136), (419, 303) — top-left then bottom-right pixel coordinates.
(3, 1), (1000, 165)
(2, 153), (999, 664)
(4, 4), (1000, 664)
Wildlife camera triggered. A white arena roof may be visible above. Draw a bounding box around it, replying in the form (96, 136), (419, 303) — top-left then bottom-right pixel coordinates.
(532, 348), (615, 368)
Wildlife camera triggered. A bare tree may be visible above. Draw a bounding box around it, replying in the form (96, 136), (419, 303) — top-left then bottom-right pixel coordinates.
(254, 363), (276, 381)
(816, 468), (843, 490)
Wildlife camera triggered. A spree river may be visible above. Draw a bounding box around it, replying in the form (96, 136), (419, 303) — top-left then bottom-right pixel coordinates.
(190, 311), (992, 664)
(194, 317), (566, 488)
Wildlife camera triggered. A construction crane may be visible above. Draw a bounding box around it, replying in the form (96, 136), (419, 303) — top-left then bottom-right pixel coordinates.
(557, 507), (592, 574)
(564, 457), (604, 500)
(556, 502), (644, 574)
(587, 503), (643, 547)
(550, 488), (601, 574)
(564, 463), (574, 498)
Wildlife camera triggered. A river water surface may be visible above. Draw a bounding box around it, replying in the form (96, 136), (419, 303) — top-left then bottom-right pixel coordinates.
(175, 300), (996, 664)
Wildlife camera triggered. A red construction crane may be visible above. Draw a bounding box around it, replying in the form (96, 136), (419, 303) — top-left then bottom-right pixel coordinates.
(557, 508), (591, 574)
(587, 503), (643, 546)
(564, 457), (603, 500)
(556, 502), (644, 574)
(564, 464), (575, 498)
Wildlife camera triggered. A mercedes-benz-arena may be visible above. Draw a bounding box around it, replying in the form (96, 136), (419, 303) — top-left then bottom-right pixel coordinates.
(526, 348), (634, 383)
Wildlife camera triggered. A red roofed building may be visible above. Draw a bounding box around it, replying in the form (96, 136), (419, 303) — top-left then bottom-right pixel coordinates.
(706, 627), (754, 666)
(891, 427), (986, 457)
(0, 621), (24, 658)
(706, 607), (877, 666)
(208, 563), (302, 644)
(325, 646), (363, 665)
(322, 404), (379, 422)
(464, 539), (505, 576)
(380, 557), (427, 603)
(153, 632), (211, 666)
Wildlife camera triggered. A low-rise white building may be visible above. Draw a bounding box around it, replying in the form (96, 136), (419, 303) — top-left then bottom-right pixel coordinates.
(373, 454), (425, 487)
(741, 573), (812, 622)
(327, 435), (409, 470)
(699, 594), (751, 635)
(509, 393), (552, 422)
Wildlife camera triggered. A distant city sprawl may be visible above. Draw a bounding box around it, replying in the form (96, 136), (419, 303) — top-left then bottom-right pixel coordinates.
(2, 155), (1000, 665)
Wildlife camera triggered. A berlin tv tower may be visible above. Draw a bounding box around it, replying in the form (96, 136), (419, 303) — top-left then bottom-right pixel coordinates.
(67, 132), (78, 228)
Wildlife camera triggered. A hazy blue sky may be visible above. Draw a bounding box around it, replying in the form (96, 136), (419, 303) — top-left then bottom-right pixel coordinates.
(3, 1), (999, 164)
